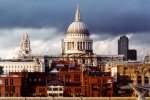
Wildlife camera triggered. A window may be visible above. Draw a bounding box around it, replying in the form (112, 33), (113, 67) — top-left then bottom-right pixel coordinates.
(10, 93), (13, 96)
(10, 79), (13, 85)
(5, 93), (8, 96)
(65, 74), (71, 82)
(49, 88), (52, 91)
(138, 76), (141, 79)
(98, 79), (101, 83)
(59, 88), (62, 91)
(5, 79), (8, 85)
(66, 88), (71, 92)
(5, 86), (9, 92)
(145, 76), (149, 84)
(59, 93), (63, 96)
(53, 88), (58, 91)
(74, 74), (80, 82)
(138, 80), (141, 84)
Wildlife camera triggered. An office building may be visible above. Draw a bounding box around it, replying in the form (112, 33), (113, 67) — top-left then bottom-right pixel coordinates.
(127, 49), (137, 60)
(118, 36), (129, 60)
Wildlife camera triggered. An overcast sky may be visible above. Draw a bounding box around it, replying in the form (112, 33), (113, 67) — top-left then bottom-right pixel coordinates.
(0, 0), (150, 60)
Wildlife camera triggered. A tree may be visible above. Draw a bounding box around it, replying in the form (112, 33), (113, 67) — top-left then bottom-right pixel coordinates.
(0, 66), (3, 75)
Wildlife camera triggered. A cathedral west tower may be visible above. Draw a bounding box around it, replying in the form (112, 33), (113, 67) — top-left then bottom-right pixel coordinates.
(18, 33), (31, 59)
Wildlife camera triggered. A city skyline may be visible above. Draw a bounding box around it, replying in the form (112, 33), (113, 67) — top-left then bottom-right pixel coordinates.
(0, 0), (150, 59)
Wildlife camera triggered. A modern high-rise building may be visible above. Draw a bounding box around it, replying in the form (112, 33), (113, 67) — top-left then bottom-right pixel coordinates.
(118, 36), (129, 60)
(127, 49), (137, 60)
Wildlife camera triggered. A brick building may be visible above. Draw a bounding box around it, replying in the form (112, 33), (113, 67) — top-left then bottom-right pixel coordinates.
(9, 72), (47, 97)
(112, 62), (150, 96)
(0, 75), (22, 97)
(48, 61), (114, 97)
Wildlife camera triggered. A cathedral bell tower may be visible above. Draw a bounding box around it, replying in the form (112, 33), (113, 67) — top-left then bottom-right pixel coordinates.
(18, 33), (31, 59)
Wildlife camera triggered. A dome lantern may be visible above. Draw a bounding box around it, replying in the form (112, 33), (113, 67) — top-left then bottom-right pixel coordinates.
(75, 4), (81, 22)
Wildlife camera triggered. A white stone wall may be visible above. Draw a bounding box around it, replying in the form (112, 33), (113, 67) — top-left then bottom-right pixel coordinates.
(0, 61), (35, 73)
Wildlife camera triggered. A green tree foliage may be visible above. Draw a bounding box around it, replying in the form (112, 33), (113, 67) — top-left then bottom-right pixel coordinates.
(0, 66), (4, 75)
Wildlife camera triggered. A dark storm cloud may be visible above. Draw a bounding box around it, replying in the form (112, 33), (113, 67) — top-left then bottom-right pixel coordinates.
(0, 0), (150, 34)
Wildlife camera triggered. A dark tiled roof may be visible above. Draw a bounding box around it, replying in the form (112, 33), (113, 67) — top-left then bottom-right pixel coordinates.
(48, 80), (63, 86)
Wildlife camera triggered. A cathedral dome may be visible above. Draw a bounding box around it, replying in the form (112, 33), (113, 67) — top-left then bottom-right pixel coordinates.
(67, 5), (89, 35)
(67, 21), (89, 35)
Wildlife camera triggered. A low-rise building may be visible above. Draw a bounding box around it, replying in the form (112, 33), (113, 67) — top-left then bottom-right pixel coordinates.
(49, 61), (114, 97)
(0, 59), (44, 73)
(112, 62), (150, 96)
(0, 74), (22, 97)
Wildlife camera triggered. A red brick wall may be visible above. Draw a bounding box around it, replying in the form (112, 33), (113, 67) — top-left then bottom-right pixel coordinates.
(0, 76), (22, 97)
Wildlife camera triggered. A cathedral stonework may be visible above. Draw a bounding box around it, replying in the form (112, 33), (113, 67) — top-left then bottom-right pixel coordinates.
(16, 5), (123, 67)
(62, 5), (97, 66)
(18, 33), (31, 59)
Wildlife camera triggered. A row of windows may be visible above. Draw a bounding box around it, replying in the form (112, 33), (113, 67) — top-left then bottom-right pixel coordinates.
(4, 66), (33, 68)
(48, 93), (63, 96)
(66, 88), (81, 92)
(48, 88), (63, 91)
(5, 70), (33, 72)
(5, 86), (15, 93)
(138, 79), (149, 84)
(68, 34), (87, 36)
(30, 78), (41, 82)
(65, 41), (92, 50)
(65, 74), (80, 82)
(5, 93), (18, 97)
(5, 79), (14, 86)
(4, 68), (33, 70)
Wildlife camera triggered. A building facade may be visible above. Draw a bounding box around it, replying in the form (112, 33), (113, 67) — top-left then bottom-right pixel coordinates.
(0, 59), (44, 73)
(48, 60), (114, 97)
(61, 5), (97, 66)
(0, 74), (22, 97)
(112, 62), (150, 96)
(118, 36), (129, 60)
(127, 49), (137, 60)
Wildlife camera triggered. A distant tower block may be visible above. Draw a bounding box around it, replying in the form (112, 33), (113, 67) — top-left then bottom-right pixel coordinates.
(118, 35), (129, 60)
(18, 33), (31, 59)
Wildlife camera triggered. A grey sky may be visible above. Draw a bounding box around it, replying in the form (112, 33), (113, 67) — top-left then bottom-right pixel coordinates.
(0, 0), (150, 34)
(0, 0), (149, 59)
